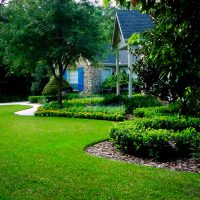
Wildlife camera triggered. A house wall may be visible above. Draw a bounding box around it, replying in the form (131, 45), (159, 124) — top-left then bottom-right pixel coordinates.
(83, 65), (102, 93)
(79, 59), (102, 93)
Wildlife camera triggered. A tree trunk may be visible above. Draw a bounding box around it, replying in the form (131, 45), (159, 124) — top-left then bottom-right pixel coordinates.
(57, 62), (63, 107)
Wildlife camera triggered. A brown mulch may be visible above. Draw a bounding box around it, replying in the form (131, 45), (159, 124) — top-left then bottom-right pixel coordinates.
(85, 141), (200, 173)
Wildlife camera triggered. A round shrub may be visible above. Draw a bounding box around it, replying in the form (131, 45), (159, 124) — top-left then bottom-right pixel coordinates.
(42, 77), (72, 96)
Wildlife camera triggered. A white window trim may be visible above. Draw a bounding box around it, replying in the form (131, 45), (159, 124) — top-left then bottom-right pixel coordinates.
(101, 67), (113, 83)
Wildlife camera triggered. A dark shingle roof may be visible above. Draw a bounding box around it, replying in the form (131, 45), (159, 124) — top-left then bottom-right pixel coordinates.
(117, 10), (154, 40)
(104, 53), (116, 64)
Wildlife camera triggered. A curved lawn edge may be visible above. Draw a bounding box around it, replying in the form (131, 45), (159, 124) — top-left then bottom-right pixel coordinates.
(0, 102), (41, 116)
(85, 141), (200, 173)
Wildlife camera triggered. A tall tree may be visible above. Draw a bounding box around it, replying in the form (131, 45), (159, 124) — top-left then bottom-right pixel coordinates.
(0, 0), (106, 106)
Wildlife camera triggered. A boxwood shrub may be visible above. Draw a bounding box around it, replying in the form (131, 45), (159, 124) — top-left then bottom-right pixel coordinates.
(102, 94), (162, 114)
(35, 107), (125, 121)
(110, 121), (200, 160)
(28, 96), (47, 103)
(65, 97), (104, 106)
(133, 106), (170, 118)
(134, 116), (200, 131)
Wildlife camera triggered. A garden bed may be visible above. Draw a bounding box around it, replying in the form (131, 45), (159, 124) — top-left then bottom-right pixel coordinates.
(86, 141), (200, 173)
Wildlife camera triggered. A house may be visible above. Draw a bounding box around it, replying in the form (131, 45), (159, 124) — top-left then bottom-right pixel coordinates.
(64, 10), (153, 95)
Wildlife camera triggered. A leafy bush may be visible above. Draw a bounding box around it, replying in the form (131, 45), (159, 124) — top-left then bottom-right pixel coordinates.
(35, 107), (124, 121)
(134, 106), (173, 118)
(63, 105), (125, 115)
(64, 97), (104, 106)
(28, 96), (47, 103)
(102, 71), (129, 89)
(28, 95), (58, 103)
(42, 77), (73, 96)
(102, 94), (162, 113)
(174, 128), (200, 157)
(110, 121), (199, 160)
(134, 116), (200, 131)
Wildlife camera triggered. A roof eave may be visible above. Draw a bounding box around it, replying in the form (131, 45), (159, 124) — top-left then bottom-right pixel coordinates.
(112, 13), (125, 50)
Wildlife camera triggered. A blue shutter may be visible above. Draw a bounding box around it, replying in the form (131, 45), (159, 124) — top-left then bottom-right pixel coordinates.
(78, 67), (84, 92)
(63, 70), (68, 81)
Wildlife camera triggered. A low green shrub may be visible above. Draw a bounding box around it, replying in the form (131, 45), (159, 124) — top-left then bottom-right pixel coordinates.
(174, 128), (200, 157)
(102, 94), (162, 113)
(35, 107), (124, 121)
(65, 93), (80, 100)
(134, 116), (200, 131)
(134, 106), (173, 118)
(64, 105), (125, 115)
(28, 96), (47, 103)
(102, 94), (125, 106)
(110, 122), (199, 160)
(64, 97), (104, 106)
(28, 95), (57, 103)
(43, 102), (125, 115)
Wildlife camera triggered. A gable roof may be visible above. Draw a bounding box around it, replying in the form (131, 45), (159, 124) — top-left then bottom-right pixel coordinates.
(112, 10), (154, 48)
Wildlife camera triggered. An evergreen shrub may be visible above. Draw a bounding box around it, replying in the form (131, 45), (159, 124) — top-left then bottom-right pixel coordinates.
(42, 77), (72, 96)
(110, 121), (199, 160)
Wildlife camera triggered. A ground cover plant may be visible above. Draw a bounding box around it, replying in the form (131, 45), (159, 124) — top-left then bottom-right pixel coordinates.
(0, 105), (200, 199)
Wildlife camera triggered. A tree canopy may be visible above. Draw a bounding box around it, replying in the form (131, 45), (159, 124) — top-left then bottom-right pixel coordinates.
(0, 0), (107, 105)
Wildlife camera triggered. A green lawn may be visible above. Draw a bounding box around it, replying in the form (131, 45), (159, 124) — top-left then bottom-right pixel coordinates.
(0, 105), (199, 200)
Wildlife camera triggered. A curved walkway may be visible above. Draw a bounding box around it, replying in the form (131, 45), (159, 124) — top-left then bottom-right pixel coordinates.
(0, 102), (41, 116)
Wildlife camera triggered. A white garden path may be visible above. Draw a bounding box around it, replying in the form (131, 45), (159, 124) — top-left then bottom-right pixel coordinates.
(0, 102), (41, 116)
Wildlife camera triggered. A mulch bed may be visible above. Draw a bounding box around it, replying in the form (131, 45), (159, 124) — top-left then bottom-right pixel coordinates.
(85, 141), (200, 173)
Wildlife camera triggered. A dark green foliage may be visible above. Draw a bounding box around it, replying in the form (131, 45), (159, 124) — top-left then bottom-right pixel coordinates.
(31, 64), (50, 95)
(42, 77), (72, 96)
(110, 103), (200, 160)
(28, 95), (55, 104)
(35, 107), (124, 121)
(133, 106), (169, 118)
(64, 97), (104, 106)
(134, 116), (200, 132)
(0, 58), (32, 96)
(0, 95), (27, 103)
(102, 71), (129, 89)
(1, 0), (107, 106)
(102, 94), (162, 113)
(174, 128), (200, 158)
(110, 122), (199, 160)
(36, 99), (125, 121)
(128, 0), (200, 115)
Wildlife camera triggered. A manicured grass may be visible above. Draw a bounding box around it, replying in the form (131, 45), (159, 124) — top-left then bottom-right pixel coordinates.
(0, 105), (200, 200)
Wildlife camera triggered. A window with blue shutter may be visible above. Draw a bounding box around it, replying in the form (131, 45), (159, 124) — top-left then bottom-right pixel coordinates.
(63, 70), (67, 81)
(78, 67), (84, 92)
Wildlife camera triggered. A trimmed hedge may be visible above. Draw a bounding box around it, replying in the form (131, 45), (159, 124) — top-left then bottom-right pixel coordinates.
(64, 97), (104, 106)
(35, 107), (125, 121)
(110, 122), (200, 160)
(134, 116), (200, 131)
(134, 106), (169, 118)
